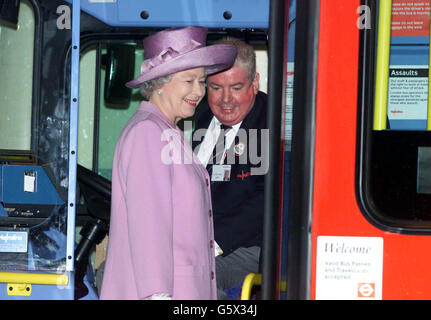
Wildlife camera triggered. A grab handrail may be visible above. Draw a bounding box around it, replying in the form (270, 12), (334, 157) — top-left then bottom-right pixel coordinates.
(373, 0), (392, 130)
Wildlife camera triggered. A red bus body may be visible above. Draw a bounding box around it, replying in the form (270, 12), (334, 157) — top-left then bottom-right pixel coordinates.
(308, 0), (431, 299)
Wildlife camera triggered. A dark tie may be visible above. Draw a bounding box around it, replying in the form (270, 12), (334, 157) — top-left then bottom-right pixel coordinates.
(207, 124), (232, 171)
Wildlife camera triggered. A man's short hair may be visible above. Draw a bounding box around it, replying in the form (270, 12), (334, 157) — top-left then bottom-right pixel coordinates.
(215, 37), (256, 82)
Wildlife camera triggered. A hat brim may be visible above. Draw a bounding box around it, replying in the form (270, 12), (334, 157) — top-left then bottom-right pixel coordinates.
(125, 44), (237, 88)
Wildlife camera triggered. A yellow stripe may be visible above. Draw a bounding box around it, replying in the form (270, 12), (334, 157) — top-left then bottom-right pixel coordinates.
(0, 272), (68, 285)
(374, 0), (392, 130)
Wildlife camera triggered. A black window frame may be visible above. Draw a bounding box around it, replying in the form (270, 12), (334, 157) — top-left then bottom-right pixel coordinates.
(356, 0), (431, 234)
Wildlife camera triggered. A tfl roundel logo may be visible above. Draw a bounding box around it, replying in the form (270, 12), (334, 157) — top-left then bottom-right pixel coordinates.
(358, 283), (375, 298)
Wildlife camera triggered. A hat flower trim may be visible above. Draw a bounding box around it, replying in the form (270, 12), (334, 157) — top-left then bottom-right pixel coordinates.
(140, 39), (202, 74)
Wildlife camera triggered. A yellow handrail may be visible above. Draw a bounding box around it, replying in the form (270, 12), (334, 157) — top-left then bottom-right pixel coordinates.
(373, 0), (392, 130)
(0, 272), (69, 286)
(241, 273), (262, 300)
(240, 273), (288, 300)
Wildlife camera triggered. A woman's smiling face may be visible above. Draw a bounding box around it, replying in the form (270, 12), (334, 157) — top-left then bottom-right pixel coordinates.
(155, 67), (206, 124)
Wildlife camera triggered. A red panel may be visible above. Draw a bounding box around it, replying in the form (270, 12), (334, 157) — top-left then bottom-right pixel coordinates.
(310, 0), (431, 299)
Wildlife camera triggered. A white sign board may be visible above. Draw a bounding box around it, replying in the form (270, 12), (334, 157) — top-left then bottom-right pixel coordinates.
(388, 65), (428, 122)
(316, 236), (383, 300)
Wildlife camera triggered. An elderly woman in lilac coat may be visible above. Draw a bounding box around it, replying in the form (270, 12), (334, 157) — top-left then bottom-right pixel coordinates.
(99, 27), (237, 300)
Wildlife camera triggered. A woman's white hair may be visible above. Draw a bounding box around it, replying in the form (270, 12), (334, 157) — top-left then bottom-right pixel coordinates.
(139, 74), (173, 100)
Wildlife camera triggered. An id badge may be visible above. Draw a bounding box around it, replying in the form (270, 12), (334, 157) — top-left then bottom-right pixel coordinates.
(211, 165), (231, 182)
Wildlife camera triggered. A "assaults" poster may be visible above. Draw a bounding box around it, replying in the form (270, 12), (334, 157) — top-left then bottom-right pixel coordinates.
(387, 0), (430, 130)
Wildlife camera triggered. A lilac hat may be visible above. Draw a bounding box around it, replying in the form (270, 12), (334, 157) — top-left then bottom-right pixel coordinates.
(125, 26), (237, 88)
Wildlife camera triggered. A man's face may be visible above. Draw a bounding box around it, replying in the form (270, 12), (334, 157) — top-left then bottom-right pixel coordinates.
(207, 65), (259, 126)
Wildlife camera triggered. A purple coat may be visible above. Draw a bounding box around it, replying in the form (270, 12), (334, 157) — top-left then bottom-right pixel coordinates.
(100, 101), (216, 300)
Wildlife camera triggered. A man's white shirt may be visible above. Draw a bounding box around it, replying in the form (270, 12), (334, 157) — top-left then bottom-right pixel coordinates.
(196, 116), (242, 167)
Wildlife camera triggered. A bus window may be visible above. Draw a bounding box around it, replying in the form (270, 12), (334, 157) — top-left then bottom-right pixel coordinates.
(78, 45), (97, 170)
(0, 0), (34, 150)
(358, 0), (431, 231)
(78, 42), (145, 180)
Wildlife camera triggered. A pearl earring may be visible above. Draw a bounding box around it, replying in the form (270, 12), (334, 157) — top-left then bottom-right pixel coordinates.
(157, 90), (162, 95)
